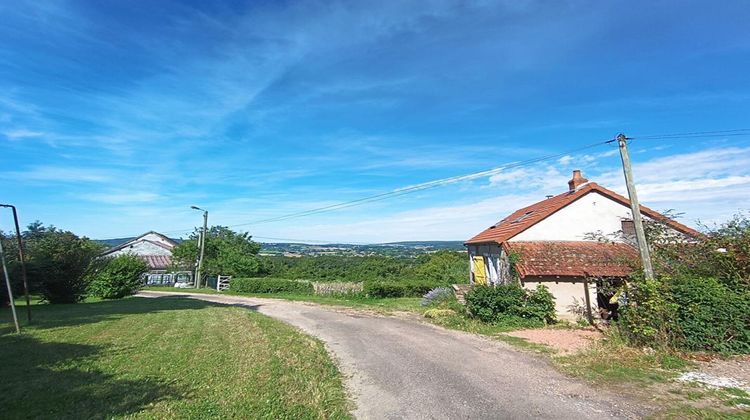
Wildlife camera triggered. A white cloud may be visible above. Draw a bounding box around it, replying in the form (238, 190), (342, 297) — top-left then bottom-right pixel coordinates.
(1, 166), (113, 183)
(3, 129), (44, 140)
(557, 155), (573, 165)
(78, 191), (162, 204)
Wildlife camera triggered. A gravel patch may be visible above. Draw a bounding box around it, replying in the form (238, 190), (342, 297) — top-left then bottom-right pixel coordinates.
(504, 328), (603, 354)
(678, 372), (750, 393)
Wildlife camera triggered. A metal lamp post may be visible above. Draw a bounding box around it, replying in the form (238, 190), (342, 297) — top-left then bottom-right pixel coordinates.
(0, 204), (31, 322)
(190, 206), (208, 288)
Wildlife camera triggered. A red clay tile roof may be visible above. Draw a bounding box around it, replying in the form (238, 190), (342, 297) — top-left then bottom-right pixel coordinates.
(505, 241), (638, 278)
(465, 182), (701, 245)
(141, 255), (172, 270)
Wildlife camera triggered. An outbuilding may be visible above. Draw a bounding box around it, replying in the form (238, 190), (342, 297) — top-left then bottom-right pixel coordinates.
(101, 231), (191, 285)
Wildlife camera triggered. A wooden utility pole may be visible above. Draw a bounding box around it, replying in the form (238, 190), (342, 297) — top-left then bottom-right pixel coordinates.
(0, 236), (20, 333)
(617, 133), (655, 280)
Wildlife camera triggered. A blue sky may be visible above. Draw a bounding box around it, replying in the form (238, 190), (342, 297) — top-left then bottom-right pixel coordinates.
(1, 0), (749, 243)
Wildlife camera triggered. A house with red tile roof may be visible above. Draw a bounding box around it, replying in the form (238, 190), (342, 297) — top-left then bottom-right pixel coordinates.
(101, 231), (192, 285)
(465, 170), (700, 320)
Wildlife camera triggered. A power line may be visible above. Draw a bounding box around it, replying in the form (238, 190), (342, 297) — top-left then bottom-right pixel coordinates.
(631, 128), (750, 140)
(226, 139), (613, 228)
(113, 127), (750, 239)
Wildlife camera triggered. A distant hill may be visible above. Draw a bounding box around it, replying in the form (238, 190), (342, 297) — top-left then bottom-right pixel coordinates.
(259, 240), (465, 257)
(96, 236), (464, 257)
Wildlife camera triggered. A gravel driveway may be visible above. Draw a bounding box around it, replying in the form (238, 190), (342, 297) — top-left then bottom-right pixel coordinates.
(138, 291), (649, 419)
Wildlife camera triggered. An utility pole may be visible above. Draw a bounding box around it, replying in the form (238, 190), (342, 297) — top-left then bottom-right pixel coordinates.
(1, 204), (31, 322)
(617, 133), (655, 280)
(191, 206), (208, 288)
(0, 235), (20, 333)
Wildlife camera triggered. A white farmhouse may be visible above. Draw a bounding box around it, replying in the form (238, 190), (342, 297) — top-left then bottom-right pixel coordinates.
(465, 170), (700, 321)
(101, 231), (191, 285)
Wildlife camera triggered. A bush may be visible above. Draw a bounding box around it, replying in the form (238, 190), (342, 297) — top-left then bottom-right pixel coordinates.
(25, 226), (102, 304)
(617, 277), (678, 348)
(89, 255), (149, 299)
(465, 284), (556, 324)
(364, 279), (447, 298)
(619, 276), (750, 354)
(230, 277), (313, 294)
(671, 277), (750, 353)
(523, 284), (557, 324)
(421, 287), (455, 307)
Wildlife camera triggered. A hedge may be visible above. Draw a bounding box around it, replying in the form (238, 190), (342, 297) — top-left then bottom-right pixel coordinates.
(465, 284), (556, 324)
(620, 276), (750, 354)
(230, 277), (313, 294)
(363, 279), (448, 298)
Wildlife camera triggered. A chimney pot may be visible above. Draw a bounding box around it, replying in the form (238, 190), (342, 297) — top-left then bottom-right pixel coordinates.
(568, 170), (589, 191)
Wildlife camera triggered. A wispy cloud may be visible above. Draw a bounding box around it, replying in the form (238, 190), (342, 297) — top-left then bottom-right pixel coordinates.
(2, 129), (44, 140)
(1, 166), (113, 183)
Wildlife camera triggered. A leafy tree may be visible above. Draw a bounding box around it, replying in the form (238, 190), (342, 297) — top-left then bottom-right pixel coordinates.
(89, 254), (149, 299)
(0, 230), (23, 306)
(23, 223), (103, 304)
(172, 226), (265, 279)
(413, 251), (469, 283)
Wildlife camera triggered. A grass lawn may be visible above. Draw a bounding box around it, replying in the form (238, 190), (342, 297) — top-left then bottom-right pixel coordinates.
(0, 297), (350, 419)
(144, 285), (423, 313)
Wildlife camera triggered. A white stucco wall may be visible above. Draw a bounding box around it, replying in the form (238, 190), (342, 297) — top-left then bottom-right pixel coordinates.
(140, 232), (174, 248)
(106, 240), (172, 258)
(522, 278), (597, 321)
(511, 191), (642, 242)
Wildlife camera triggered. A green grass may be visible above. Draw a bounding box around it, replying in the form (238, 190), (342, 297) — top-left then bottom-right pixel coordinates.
(144, 285), (423, 313)
(555, 333), (694, 385)
(0, 297), (350, 419)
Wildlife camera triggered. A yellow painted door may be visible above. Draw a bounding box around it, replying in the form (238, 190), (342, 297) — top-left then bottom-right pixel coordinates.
(473, 256), (488, 285)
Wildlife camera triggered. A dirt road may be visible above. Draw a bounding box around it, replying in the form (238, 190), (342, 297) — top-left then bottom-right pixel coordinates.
(138, 291), (648, 419)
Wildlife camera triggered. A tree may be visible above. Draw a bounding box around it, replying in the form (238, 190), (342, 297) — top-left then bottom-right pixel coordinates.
(414, 251), (469, 284)
(172, 226), (265, 279)
(0, 230), (22, 306)
(24, 223), (103, 304)
(89, 254), (149, 299)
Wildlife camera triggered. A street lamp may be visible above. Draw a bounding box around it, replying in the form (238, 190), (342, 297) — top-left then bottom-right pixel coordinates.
(0, 204), (30, 322)
(190, 206), (208, 288)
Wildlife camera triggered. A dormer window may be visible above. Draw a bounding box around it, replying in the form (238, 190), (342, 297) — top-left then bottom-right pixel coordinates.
(512, 211), (534, 224)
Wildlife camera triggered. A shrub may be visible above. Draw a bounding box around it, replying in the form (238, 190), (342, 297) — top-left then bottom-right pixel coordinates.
(618, 277), (679, 348)
(364, 279), (447, 298)
(25, 226), (102, 304)
(421, 287), (455, 307)
(523, 284), (557, 324)
(669, 277), (749, 353)
(465, 284), (556, 324)
(230, 277), (313, 294)
(618, 276), (750, 354)
(363, 281), (405, 298)
(89, 255), (149, 299)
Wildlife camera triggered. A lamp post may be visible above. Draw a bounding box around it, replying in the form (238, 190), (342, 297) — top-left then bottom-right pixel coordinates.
(190, 206), (208, 288)
(0, 204), (30, 322)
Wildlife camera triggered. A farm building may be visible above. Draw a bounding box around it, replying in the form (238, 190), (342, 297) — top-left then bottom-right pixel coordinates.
(465, 170), (700, 321)
(100, 231), (191, 285)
